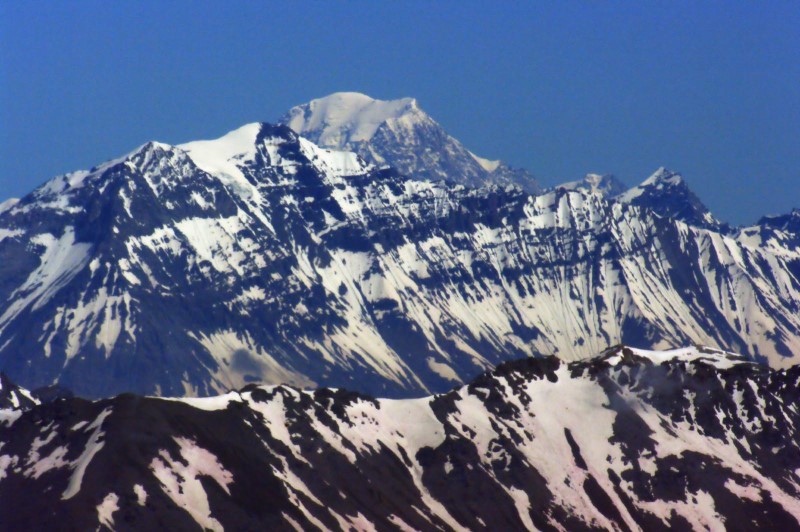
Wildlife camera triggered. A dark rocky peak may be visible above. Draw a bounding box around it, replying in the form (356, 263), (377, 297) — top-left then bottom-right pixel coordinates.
(616, 167), (727, 231)
(758, 208), (800, 234)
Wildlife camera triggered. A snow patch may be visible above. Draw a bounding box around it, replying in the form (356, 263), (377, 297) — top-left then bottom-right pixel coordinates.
(96, 492), (119, 529)
(150, 436), (233, 532)
(0, 228), (91, 332)
(62, 407), (112, 500)
(133, 483), (147, 506)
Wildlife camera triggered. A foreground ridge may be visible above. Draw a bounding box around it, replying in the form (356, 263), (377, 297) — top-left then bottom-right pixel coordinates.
(1, 346), (798, 530)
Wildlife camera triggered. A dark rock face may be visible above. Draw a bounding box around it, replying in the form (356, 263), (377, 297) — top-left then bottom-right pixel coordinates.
(0, 122), (799, 398)
(1, 347), (798, 530)
(758, 208), (800, 234)
(0, 372), (37, 410)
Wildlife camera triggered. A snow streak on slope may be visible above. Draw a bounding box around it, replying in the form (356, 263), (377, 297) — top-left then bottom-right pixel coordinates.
(1, 346), (799, 530)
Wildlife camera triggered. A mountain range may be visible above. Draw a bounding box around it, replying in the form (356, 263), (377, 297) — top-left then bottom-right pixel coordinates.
(1, 345), (799, 530)
(0, 94), (798, 399)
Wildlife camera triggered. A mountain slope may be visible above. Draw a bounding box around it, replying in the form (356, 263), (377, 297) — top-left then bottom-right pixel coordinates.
(280, 92), (542, 193)
(0, 123), (799, 398)
(1, 346), (799, 531)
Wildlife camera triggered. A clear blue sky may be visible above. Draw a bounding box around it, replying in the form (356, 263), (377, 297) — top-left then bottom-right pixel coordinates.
(1, 1), (798, 225)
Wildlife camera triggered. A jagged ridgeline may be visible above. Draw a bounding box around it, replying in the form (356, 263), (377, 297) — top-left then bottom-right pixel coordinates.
(0, 96), (798, 398)
(1, 347), (799, 530)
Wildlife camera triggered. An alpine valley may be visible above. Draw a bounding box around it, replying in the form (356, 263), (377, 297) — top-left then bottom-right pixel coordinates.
(0, 93), (799, 400)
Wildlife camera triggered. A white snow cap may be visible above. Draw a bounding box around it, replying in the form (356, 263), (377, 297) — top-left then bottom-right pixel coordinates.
(177, 122), (264, 184)
(555, 173), (627, 197)
(616, 167), (683, 203)
(284, 92), (419, 146)
(640, 167), (683, 187)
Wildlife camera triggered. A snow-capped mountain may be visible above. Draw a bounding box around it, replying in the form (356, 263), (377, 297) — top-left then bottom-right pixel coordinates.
(2, 346), (799, 530)
(556, 173), (627, 198)
(0, 122), (799, 398)
(616, 167), (727, 231)
(280, 92), (542, 193)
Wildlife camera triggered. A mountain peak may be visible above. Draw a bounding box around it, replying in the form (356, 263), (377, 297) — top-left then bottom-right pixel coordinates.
(178, 122), (264, 176)
(616, 167), (725, 230)
(616, 167), (686, 204)
(282, 92), (420, 148)
(757, 207), (800, 233)
(176, 122), (313, 186)
(639, 166), (684, 188)
(556, 173), (627, 198)
(278, 93), (541, 193)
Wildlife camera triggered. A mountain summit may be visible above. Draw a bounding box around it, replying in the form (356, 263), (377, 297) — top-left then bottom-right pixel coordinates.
(279, 92), (542, 193)
(555, 173), (627, 198)
(280, 92), (418, 148)
(617, 167), (725, 230)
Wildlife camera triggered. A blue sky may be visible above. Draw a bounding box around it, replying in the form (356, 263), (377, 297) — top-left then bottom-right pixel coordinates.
(1, 1), (798, 224)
